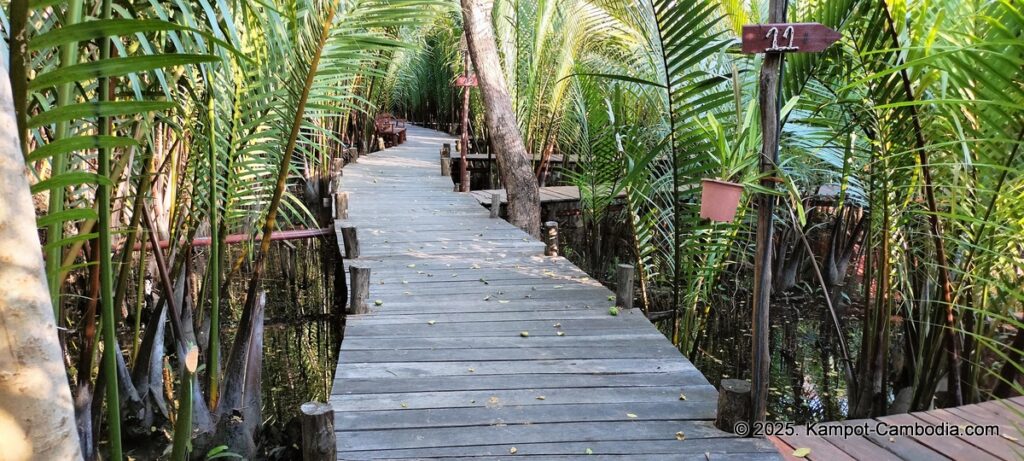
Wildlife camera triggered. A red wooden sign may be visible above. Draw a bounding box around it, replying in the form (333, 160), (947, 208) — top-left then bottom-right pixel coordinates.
(741, 23), (841, 54)
(454, 75), (478, 87)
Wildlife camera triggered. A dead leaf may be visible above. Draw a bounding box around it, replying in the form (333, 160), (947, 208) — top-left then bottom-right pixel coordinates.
(520, 331), (530, 337)
(627, 413), (638, 418)
(509, 447), (517, 454)
(792, 448), (810, 458)
(557, 332), (565, 336)
(536, 396), (546, 400)
(400, 402), (408, 408)
(585, 448), (593, 455)
(679, 393), (687, 401)
(675, 431), (686, 441)
(468, 367), (475, 373)
(427, 320), (436, 325)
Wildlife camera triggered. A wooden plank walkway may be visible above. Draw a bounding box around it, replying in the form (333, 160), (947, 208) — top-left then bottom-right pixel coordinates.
(769, 397), (1024, 461)
(329, 125), (779, 459)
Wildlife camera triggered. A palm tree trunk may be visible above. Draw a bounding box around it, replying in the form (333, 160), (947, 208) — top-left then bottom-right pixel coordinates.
(0, 62), (83, 461)
(460, 0), (540, 237)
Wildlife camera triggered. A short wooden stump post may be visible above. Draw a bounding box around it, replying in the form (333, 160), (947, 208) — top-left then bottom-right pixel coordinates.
(544, 221), (559, 257)
(334, 192), (349, 220)
(440, 157), (451, 177)
(615, 264), (634, 310)
(340, 226), (359, 259)
(300, 401), (335, 461)
(715, 379), (752, 434)
(490, 193), (501, 218)
(349, 265), (370, 315)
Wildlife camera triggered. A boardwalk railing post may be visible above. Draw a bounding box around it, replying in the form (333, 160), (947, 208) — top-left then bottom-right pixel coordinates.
(544, 221), (559, 257)
(300, 402), (335, 460)
(490, 192), (500, 218)
(349, 264), (371, 315)
(441, 143), (452, 178)
(341, 226), (359, 258)
(440, 154), (451, 177)
(616, 264), (635, 310)
(334, 192), (349, 220)
(715, 379), (752, 434)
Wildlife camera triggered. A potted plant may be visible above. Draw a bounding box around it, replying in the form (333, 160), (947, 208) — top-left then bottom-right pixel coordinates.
(698, 108), (758, 222)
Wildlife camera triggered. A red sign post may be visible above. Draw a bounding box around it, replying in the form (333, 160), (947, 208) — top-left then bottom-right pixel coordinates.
(454, 75), (478, 87)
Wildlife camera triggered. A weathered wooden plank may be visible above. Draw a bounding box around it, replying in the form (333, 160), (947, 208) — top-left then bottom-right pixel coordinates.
(335, 401), (718, 430)
(336, 438), (777, 459)
(335, 358), (694, 379)
(339, 344), (682, 363)
(334, 371), (710, 395)
(332, 385), (716, 412)
(336, 420), (730, 452)
(338, 335), (670, 351)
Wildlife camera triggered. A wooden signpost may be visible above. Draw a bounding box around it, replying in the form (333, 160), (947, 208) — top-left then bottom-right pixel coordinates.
(741, 3), (840, 428)
(454, 75), (478, 87)
(740, 23), (841, 54)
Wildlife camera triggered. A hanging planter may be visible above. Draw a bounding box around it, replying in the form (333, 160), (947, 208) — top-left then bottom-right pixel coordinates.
(699, 178), (744, 222)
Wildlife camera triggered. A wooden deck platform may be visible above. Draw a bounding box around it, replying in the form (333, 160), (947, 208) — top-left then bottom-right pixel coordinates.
(769, 397), (1024, 460)
(329, 125), (778, 459)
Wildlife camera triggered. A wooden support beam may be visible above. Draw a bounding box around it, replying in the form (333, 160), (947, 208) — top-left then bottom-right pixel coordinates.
(616, 264), (634, 310)
(543, 221), (558, 257)
(490, 192), (500, 218)
(715, 379), (752, 433)
(300, 402), (336, 461)
(340, 226), (359, 259)
(348, 265), (370, 315)
(334, 192), (349, 220)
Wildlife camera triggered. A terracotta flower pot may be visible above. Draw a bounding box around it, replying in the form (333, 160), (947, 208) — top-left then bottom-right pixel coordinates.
(700, 178), (744, 222)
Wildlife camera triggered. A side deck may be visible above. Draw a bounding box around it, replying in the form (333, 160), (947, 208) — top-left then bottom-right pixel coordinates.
(329, 125), (778, 459)
(769, 396), (1024, 460)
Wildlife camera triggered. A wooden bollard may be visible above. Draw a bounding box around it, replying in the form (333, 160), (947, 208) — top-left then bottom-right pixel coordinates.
(441, 143), (451, 158)
(715, 379), (752, 433)
(615, 264), (635, 310)
(334, 192), (349, 220)
(348, 265), (370, 315)
(340, 226), (359, 258)
(543, 221), (559, 257)
(490, 193), (500, 218)
(441, 155), (451, 177)
(300, 402), (335, 460)
(376, 136), (385, 152)
(331, 157), (344, 177)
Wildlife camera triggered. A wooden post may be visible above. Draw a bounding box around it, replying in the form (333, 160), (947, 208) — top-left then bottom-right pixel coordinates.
(442, 143), (451, 158)
(331, 157), (344, 176)
(440, 154), (451, 177)
(543, 221), (558, 257)
(348, 265), (370, 315)
(715, 379), (752, 433)
(334, 192), (348, 220)
(300, 402), (336, 460)
(490, 192), (500, 218)
(459, 39), (471, 193)
(750, 0), (788, 425)
(340, 226), (359, 259)
(615, 264), (634, 310)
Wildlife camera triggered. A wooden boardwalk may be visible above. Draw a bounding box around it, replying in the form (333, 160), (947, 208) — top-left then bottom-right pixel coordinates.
(329, 125), (778, 459)
(769, 396), (1024, 461)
